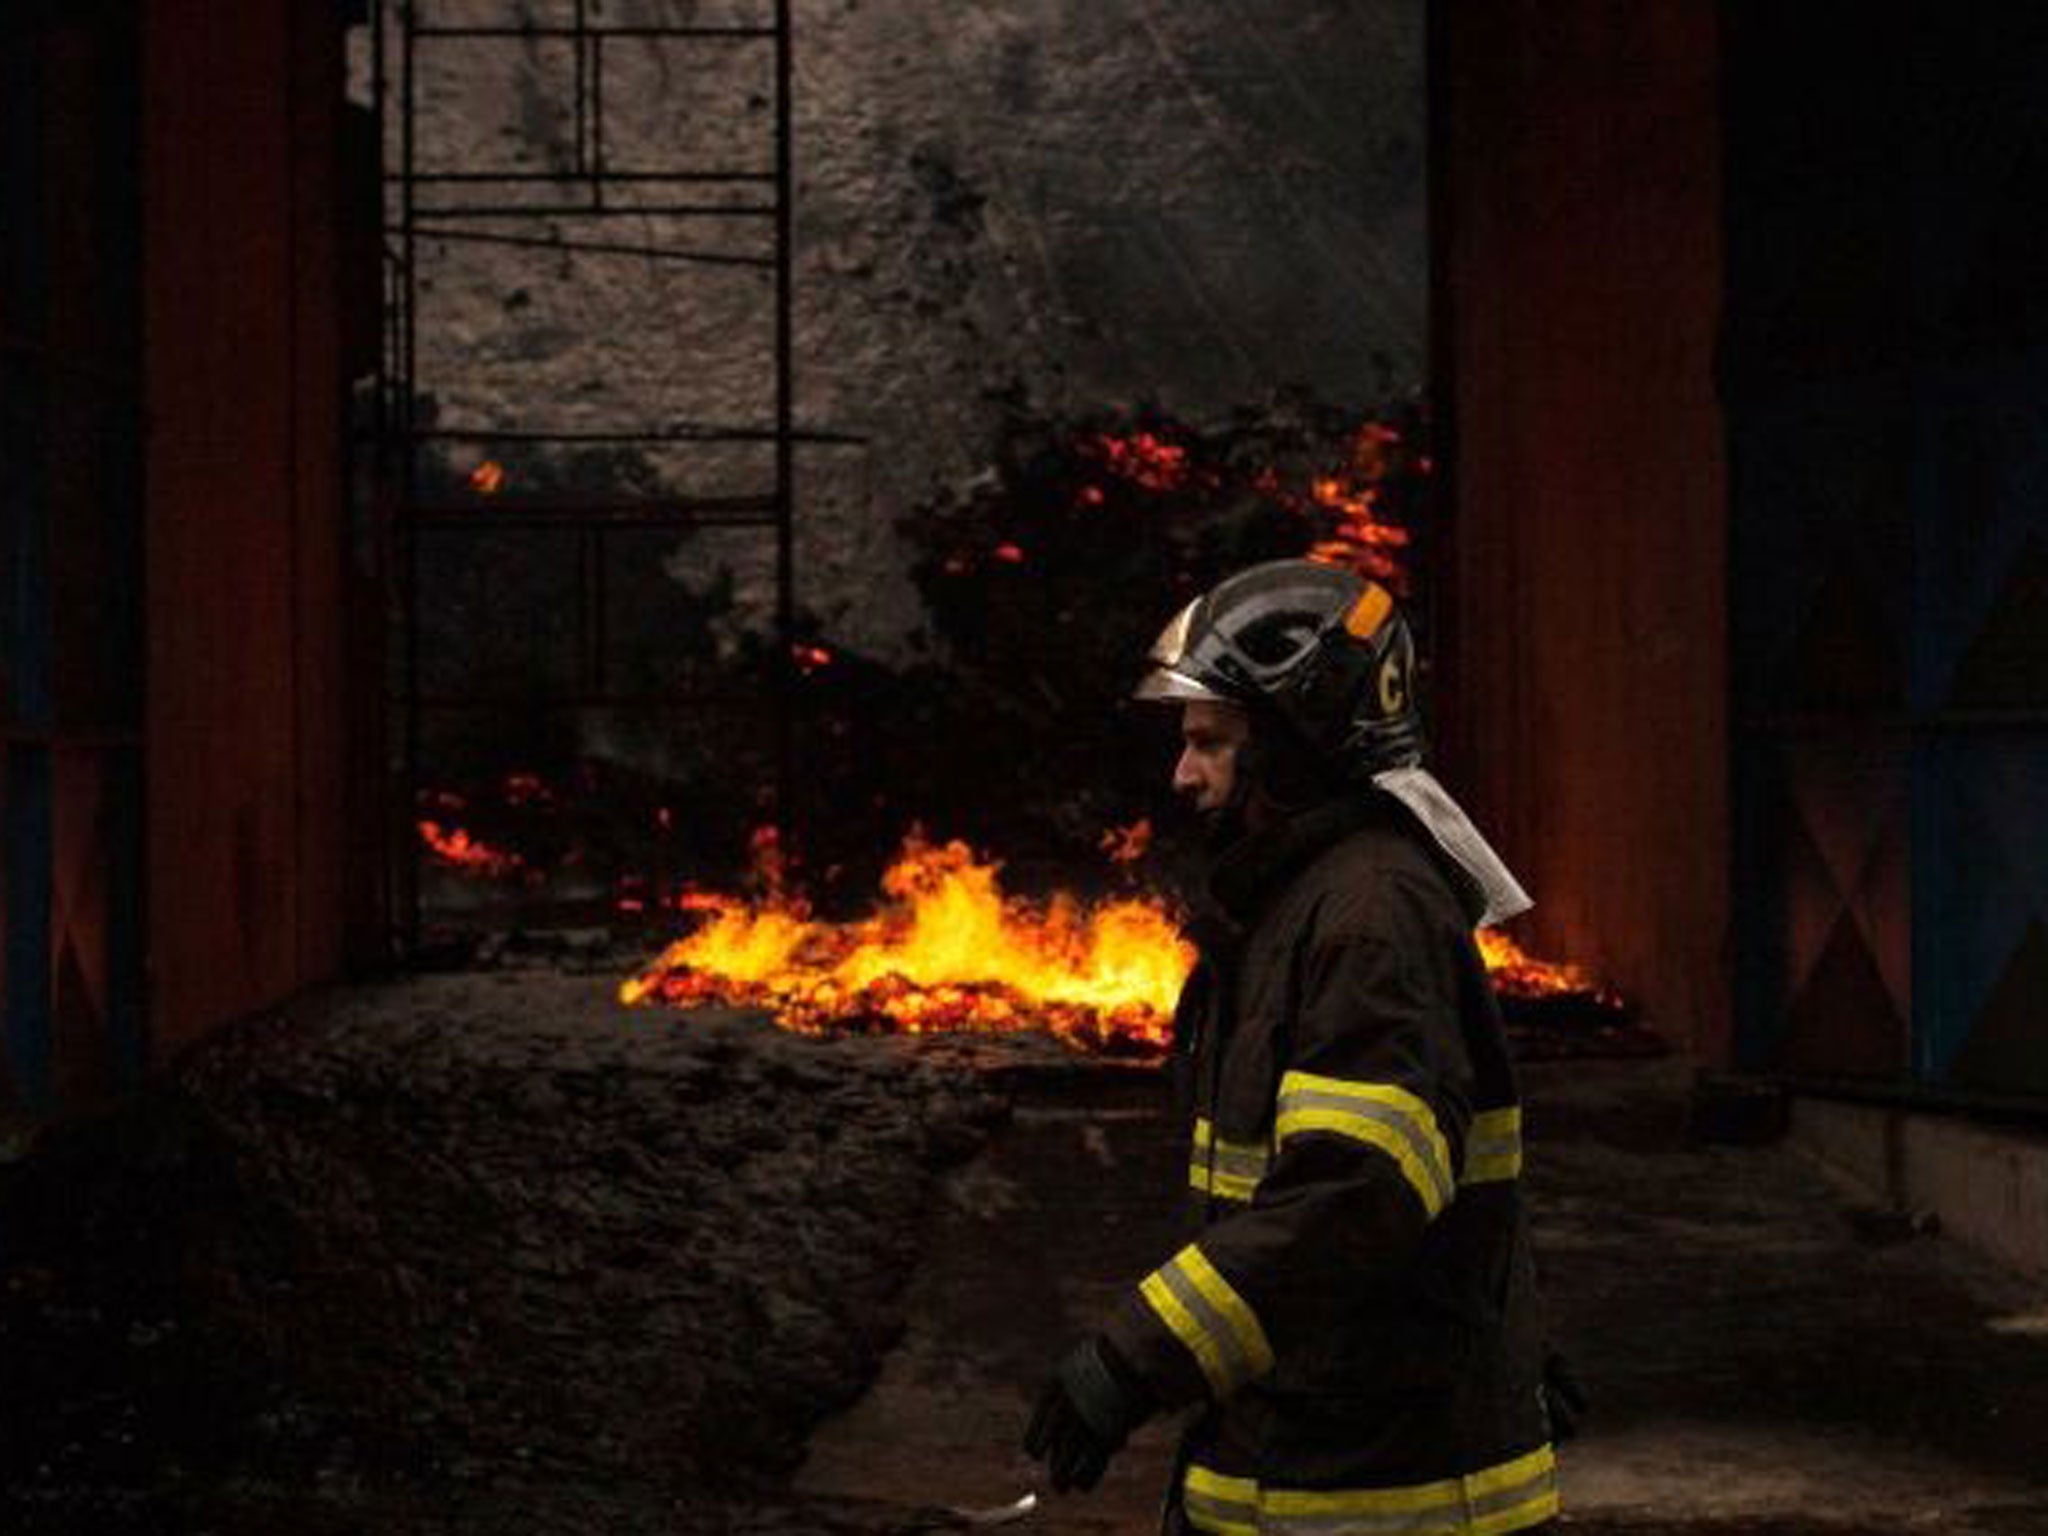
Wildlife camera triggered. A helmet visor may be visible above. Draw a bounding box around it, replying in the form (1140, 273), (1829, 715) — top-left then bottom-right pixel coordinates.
(1133, 665), (1228, 703)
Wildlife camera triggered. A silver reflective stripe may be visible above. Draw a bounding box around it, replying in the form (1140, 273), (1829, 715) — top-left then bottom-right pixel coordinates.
(1192, 1118), (1272, 1200)
(1185, 1447), (1558, 1536)
(1461, 1105), (1522, 1185)
(1185, 1481), (1260, 1535)
(1276, 1087), (1456, 1213)
(1265, 1463), (1556, 1535)
(1155, 1257), (1265, 1390)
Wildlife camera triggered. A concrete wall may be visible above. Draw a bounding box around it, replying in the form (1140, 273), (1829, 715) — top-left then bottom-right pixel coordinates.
(395, 0), (1428, 659)
(1791, 1096), (2048, 1282)
(1433, 1), (1727, 1055)
(144, 4), (353, 1055)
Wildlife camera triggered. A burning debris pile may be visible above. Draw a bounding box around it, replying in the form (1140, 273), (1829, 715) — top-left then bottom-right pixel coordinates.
(409, 393), (1435, 920)
(1478, 928), (1661, 1060)
(413, 392), (1653, 1060)
(622, 833), (1192, 1056)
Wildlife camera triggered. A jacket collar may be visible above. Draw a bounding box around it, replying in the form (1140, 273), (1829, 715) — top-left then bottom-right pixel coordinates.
(1205, 794), (1380, 929)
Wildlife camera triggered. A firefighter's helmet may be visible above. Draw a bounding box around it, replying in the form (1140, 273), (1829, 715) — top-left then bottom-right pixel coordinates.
(1135, 560), (1424, 779)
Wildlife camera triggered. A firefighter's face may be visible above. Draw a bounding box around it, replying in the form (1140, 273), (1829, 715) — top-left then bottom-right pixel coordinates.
(1174, 700), (1250, 816)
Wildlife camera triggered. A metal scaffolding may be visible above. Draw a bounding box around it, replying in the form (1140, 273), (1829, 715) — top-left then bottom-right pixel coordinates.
(372, 0), (801, 945)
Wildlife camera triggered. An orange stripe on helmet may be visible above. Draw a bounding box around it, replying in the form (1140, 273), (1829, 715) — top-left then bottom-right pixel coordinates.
(1343, 582), (1393, 640)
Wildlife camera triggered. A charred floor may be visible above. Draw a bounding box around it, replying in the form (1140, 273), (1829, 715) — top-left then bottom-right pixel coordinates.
(2, 971), (2044, 1536)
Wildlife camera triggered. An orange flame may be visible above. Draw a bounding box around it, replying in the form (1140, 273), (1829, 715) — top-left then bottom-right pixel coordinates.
(1476, 927), (1618, 1004)
(621, 830), (1615, 1055)
(620, 833), (1193, 1055)
(469, 459), (506, 496)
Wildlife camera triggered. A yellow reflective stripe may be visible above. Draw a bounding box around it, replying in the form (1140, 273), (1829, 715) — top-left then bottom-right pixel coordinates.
(1190, 1161), (1264, 1202)
(1460, 1445), (1555, 1501)
(1462, 1105), (1523, 1186)
(1184, 1464), (1261, 1536)
(1139, 1243), (1274, 1396)
(1276, 1072), (1455, 1218)
(1191, 1117), (1271, 1202)
(1473, 1484), (1561, 1536)
(1186, 1446), (1557, 1536)
(1178, 1245), (1274, 1377)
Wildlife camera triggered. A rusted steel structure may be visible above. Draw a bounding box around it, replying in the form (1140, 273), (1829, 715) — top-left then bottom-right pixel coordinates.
(1434, 2), (2048, 1110)
(372, 0), (804, 947)
(2, 1), (359, 1117)
(4, 0), (2042, 1128)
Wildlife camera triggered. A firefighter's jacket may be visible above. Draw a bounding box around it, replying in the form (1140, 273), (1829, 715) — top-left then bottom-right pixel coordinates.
(1100, 794), (1557, 1536)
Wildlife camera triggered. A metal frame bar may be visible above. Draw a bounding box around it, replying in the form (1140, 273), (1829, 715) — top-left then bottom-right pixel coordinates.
(404, 425), (857, 444)
(374, 0), (803, 945)
(411, 504), (783, 530)
(401, 225), (772, 271)
(410, 26), (778, 40)
(408, 203), (774, 218)
(772, 0), (796, 843)
(402, 170), (775, 184)
(399, 0), (423, 950)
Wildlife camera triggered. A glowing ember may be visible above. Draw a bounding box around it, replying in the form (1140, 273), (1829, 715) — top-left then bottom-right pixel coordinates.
(792, 642), (834, 674)
(418, 818), (526, 880)
(1099, 818), (1154, 866)
(621, 833), (1194, 1055)
(1303, 422), (1411, 588)
(469, 459), (506, 496)
(1091, 431), (1192, 493)
(502, 771), (554, 806)
(1476, 927), (1618, 1004)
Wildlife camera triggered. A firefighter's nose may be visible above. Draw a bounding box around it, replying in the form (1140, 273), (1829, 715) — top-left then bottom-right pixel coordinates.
(1172, 747), (1203, 797)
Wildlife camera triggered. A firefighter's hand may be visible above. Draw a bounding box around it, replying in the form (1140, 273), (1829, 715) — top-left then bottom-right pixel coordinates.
(1023, 1336), (1151, 1493)
(1542, 1348), (1589, 1442)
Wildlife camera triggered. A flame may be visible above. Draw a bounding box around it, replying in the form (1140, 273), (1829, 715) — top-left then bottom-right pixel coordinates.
(792, 642), (834, 674)
(418, 818), (525, 880)
(621, 833), (1193, 1054)
(1476, 927), (1617, 1003)
(620, 829), (1616, 1055)
(469, 459), (506, 496)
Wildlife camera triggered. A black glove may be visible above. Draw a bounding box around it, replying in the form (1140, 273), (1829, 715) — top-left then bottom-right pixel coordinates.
(1023, 1336), (1153, 1493)
(1541, 1348), (1589, 1442)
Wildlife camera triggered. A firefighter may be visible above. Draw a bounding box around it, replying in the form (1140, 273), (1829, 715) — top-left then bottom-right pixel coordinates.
(1023, 559), (1577, 1534)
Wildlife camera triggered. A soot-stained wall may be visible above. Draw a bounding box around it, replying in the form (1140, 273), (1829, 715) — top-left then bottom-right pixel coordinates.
(1435, 3), (1727, 1054)
(395, 1), (1427, 660)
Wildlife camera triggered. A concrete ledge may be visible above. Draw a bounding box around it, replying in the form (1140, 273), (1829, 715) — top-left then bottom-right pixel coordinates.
(1789, 1095), (2048, 1281)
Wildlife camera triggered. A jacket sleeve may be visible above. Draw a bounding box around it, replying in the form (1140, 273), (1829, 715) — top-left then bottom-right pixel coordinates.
(1101, 913), (1476, 1409)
